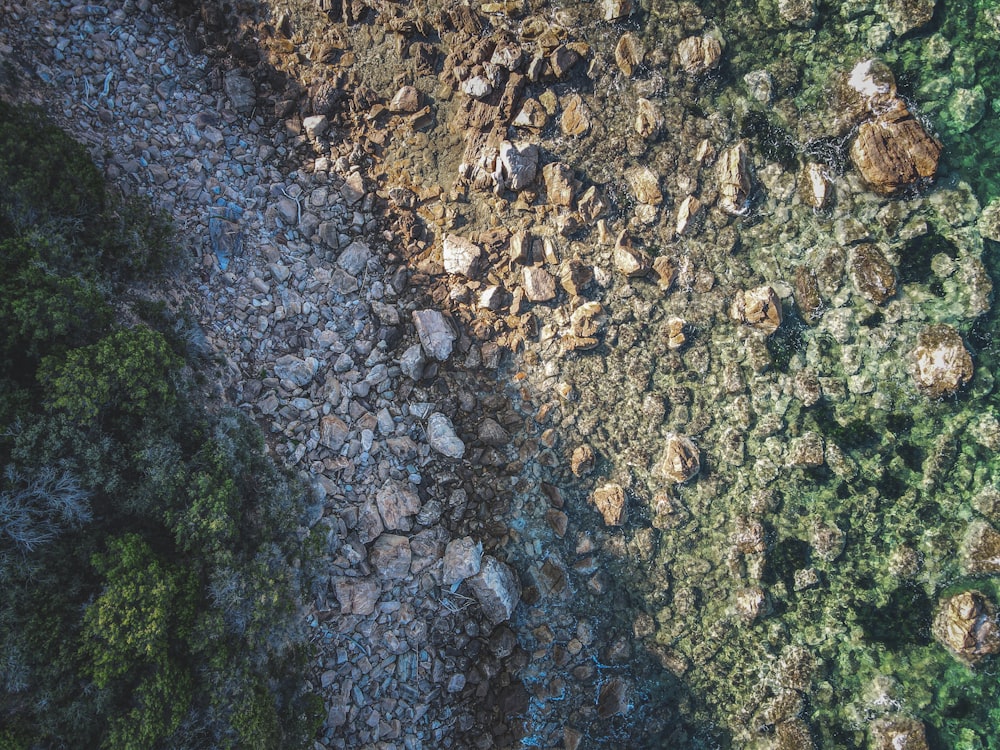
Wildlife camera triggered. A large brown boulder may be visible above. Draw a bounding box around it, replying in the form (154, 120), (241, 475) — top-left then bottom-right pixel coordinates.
(850, 98), (941, 194)
(932, 590), (1000, 666)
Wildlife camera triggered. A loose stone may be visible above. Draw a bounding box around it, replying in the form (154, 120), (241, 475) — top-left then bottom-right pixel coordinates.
(933, 590), (1000, 666)
(655, 433), (700, 483)
(912, 324), (973, 397)
(427, 412), (466, 459)
(412, 309), (456, 361)
(591, 483), (627, 526)
(467, 556), (521, 624)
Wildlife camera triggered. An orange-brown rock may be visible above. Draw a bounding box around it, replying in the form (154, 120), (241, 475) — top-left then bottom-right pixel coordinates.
(591, 483), (626, 526)
(655, 433), (700, 483)
(730, 285), (783, 335)
(849, 98), (941, 195)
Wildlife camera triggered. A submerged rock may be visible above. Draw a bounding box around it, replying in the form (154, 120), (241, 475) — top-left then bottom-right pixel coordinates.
(676, 34), (722, 76)
(614, 232), (652, 277)
(717, 142), (752, 215)
(912, 324), (973, 397)
(634, 98), (664, 140)
(603, 0), (632, 21)
(793, 266), (824, 324)
(615, 33), (645, 76)
(801, 162), (831, 209)
(933, 590), (1000, 666)
(655, 433), (700, 484)
(591, 483), (627, 526)
(625, 165), (662, 205)
(571, 444), (596, 477)
(869, 716), (929, 750)
(467, 556), (521, 624)
(850, 244), (896, 304)
(850, 98), (942, 195)
(879, 0), (936, 36)
(960, 520), (1000, 576)
(731, 285), (783, 335)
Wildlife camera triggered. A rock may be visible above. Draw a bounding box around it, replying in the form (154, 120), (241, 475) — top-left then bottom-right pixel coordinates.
(850, 98), (941, 195)
(498, 141), (539, 191)
(655, 433), (700, 483)
(463, 75), (493, 99)
(675, 195), (702, 235)
(793, 266), (824, 324)
(932, 590), (1000, 666)
(664, 317), (686, 349)
(577, 186), (607, 223)
(677, 35), (722, 76)
(572, 444), (596, 477)
(625, 166), (662, 205)
(389, 85), (420, 113)
(811, 521), (845, 562)
(412, 309), (456, 361)
(731, 285), (783, 335)
(912, 324), (973, 397)
(357, 498), (384, 544)
(778, 0), (817, 27)
(801, 162), (830, 209)
(427, 412), (466, 459)
(561, 259), (594, 296)
(443, 536), (483, 585)
(960, 521), (1000, 576)
(320, 415), (350, 451)
(376, 480), (421, 531)
(591, 483), (626, 526)
(946, 87), (987, 133)
(399, 342), (427, 380)
(652, 256), (677, 290)
(615, 33), (644, 76)
(788, 432), (825, 467)
(734, 586), (768, 623)
(370, 534), (412, 579)
(614, 232), (651, 277)
(980, 198), (1000, 242)
(850, 244), (896, 304)
(744, 70), (774, 103)
(880, 0), (935, 36)
(597, 678), (628, 718)
(303, 114), (329, 139)
(717, 142), (752, 215)
(570, 302), (606, 342)
(635, 98), (664, 140)
(870, 716), (929, 750)
(542, 162), (579, 207)
(603, 0), (633, 21)
(513, 98), (548, 129)
(274, 354), (317, 386)
(467, 556), (521, 624)
(560, 93), (591, 137)
(338, 239), (371, 276)
(479, 285), (506, 311)
(478, 418), (510, 446)
(334, 577), (380, 615)
(522, 266), (557, 302)
(443, 234), (484, 278)
(550, 45), (581, 79)
(223, 69), (255, 115)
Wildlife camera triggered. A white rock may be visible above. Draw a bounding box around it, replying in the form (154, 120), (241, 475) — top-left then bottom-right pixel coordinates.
(443, 234), (483, 278)
(303, 114), (329, 139)
(427, 412), (465, 459)
(412, 309), (456, 361)
(274, 354), (317, 386)
(498, 141), (539, 191)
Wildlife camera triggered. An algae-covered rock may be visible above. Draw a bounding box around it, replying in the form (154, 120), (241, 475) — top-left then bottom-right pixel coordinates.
(879, 0), (935, 36)
(850, 244), (896, 304)
(960, 520), (1000, 576)
(655, 433), (700, 484)
(912, 324), (973, 398)
(849, 98), (941, 195)
(932, 590), (1000, 666)
(793, 266), (824, 324)
(869, 716), (929, 750)
(731, 285), (783, 334)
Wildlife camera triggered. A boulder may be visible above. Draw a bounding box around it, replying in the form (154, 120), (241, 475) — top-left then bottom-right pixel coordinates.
(412, 309), (456, 361)
(370, 534), (412, 579)
(376, 480), (421, 531)
(389, 85), (420, 113)
(664, 317), (686, 349)
(655, 433), (700, 483)
(870, 717), (929, 750)
(932, 590), (1000, 666)
(274, 355), (317, 386)
(850, 98), (941, 195)
(850, 244), (896, 304)
(522, 266), (557, 302)
(223, 69), (255, 115)
(675, 195), (702, 235)
(337, 239), (371, 276)
(717, 141), (752, 215)
(677, 35), (722, 76)
(961, 521), (1000, 576)
(597, 678), (629, 718)
(498, 141), (539, 191)
(427, 412), (466, 459)
(443, 536), (483, 585)
(399, 342), (427, 380)
(778, 0), (817, 27)
(731, 285), (783, 335)
(591, 483), (627, 526)
(912, 324), (973, 397)
(570, 302), (606, 342)
(443, 234), (484, 278)
(793, 266), (824, 324)
(467, 556), (521, 624)
(333, 577), (380, 616)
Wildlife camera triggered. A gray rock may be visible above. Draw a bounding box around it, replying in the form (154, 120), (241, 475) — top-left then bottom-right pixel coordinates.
(443, 234), (483, 278)
(412, 309), (456, 361)
(399, 342), (427, 380)
(376, 480), (421, 531)
(338, 239), (371, 276)
(303, 114), (329, 139)
(499, 141), (539, 191)
(370, 534), (412, 579)
(427, 412), (466, 459)
(223, 69), (255, 115)
(333, 577), (380, 615)
(467, 556), (521, 624)
(320, 415), (350, 451)
(443, 536), (483, 585)
(274, 355), (317, 386)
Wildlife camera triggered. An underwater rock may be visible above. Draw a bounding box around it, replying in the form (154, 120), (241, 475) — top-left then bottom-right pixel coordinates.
(570, 301), (607, 341)
(717, 142), (752, 215)
(788, 432), (825, 467)
(849, 98), (942, 195)
(770, 719), (816, 750)
(801, 162), (831, 209)
(778, 0), (818, 27)
(443, 233), (484, 278)
(735, 586), (768, 623)
(676, 34), (722, 76)
(850, 244), (896, 304)
(675, 195), (702, 236)
(498, 140), (539, 191)
(932, 590), (1000, 666)
(522, 266), (557, 302)
(467, 555), (521, 624)
(412, 309), (456, 361)
(625, 166), (662, 205)
(389, 84), (420, 113)
(979, 198), (1000, 242)
(730, 285), (783, 335)
(603, 0), (632, 21)
(744, 70), (773, 103)
(810, 521), (845, 562)
(879, 0), (935, 36)
(635, 98), (663, 140)
(571, 444), (596, 477)
(560, 259), (594, 296)
(560, 93), (591, 137)
(591, 483), (627, 526)
(793, 265), (824, 324)
(614, 231), (652, 277)
(960, 520), (1000, 576)
(427, 412), (466, 459)
(664, 317), (686, 349)
(653, 256), (677, 291)
(869, 716), (929, 750)
(655, 433), (700, 484)
(615, 32), (644, 76)
(912, 324), (973, 398)
(542, 162), (579, 207)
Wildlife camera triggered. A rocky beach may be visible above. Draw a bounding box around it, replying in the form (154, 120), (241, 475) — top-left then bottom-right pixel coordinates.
(4, 0), (1000, 747)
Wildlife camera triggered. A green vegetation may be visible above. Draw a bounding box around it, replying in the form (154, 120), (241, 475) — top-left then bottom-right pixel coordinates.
(0, 102), (321, 748)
